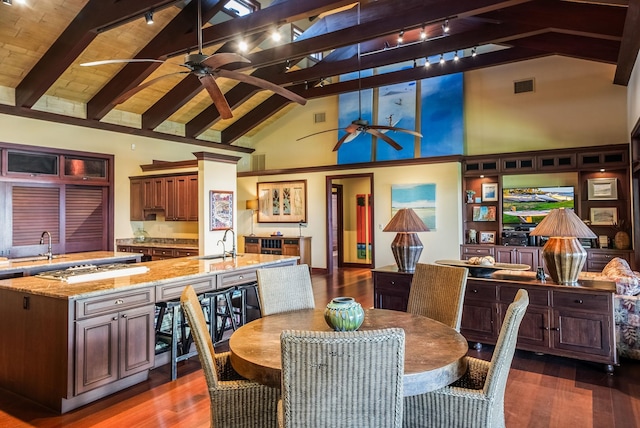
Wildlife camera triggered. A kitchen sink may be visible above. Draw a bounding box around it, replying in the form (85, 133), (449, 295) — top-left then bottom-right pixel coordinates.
(197, 254), (243, 260)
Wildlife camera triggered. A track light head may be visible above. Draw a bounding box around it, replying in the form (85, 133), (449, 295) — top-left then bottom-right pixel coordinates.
(424, 57), (430, 68)
(2, 0), (12, 5)
(472, 46), (477, 57)
(453, 51), (459, 61)
(442, 19), (450, 33)
(285, 60), (291, 71)
(271, 30), (281, 42)
(144, 11), (154, 25)
(439, 53), (445, 64)
(397, 31), (404, 44)
(238, 40), (248, 52)
(420, 26), (427, 40)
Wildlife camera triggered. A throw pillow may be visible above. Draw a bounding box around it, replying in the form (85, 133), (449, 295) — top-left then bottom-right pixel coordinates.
(602, 257), (640, 296)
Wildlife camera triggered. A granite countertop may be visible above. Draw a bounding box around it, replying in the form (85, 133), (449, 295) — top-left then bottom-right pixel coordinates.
(0, 251), (141, 275)
(0, 253), (298, 300)
(116, 238), (198, 250)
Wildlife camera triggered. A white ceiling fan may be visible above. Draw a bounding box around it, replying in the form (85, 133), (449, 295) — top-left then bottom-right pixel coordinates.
(81, 0), (306, 119)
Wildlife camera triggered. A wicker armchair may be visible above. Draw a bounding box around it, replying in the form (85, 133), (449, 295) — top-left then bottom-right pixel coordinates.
(257, 264), (315, 316)
(180, 286), (280, 428)
(279, 328), (405, 428)
(406, 263), (469, 331)
(403, 289), (529, 428)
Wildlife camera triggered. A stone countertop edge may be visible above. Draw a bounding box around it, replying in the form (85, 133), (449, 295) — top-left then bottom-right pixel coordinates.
(0, 251), (141, 274)
(0, 253), (299, 300)
(116, 239), (198, 250)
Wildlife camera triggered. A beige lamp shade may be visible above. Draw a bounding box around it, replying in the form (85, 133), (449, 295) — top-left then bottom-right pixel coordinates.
(529, 208), (596, 285)
(245, 199), (258, 211)
(383, 208), (429, 273)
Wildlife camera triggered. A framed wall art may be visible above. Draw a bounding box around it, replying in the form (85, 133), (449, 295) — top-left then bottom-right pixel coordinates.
(210, 190), (233, 230)
(587, 178), (617, 200)
(472, 205), (497, 222)
(257, 180), (307, 223)
(590, 207), (617, 226)
(481, 183), (499, 202)
(479, 231), (496, 244)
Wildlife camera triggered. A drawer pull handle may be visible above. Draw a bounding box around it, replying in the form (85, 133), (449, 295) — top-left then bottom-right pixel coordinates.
(472, 289), (478, 293)
(239, 275), (244, 279)
(115, 299), (124, 305)
(112, 316), (118, 321)
(390, 281), (395, 285)
(122, 314), (127, 318)
(575, 299), (583, 304)
(542, 327), (549, 330)
(551, 327), (560, 331)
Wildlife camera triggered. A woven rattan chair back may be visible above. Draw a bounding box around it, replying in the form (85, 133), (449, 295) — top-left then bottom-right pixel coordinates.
(181, 286), (279, 428)
(257, 264), (315, 316)
(406, 263), (469, 331)
(280, 328), (405, 428)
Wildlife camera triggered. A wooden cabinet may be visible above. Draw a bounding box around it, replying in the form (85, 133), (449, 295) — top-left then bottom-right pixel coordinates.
(461, 244), (494, 260)
(243, 236), (312, 267)
(117, 245), (198, 261)
(495, 246), (540, 270)
(586, 249), (634, 271)
(129, 173), (197, 221)
(372, 265), (617, 370)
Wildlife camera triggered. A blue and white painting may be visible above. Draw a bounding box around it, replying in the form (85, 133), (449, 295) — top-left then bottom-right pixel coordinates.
(420, 73), (463, 157)
(391, 183), (436, 230)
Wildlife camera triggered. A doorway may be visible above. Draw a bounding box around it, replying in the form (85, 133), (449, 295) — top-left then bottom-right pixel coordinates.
(326, 173), (374, 274)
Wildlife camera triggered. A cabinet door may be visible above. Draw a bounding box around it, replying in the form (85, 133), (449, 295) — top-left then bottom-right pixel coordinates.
(552, 308), (612, 358)
(502, 303), (550, 351)
(373, 272), (412, 311)
(283, 239), (300, 257)
(461, 300), (499, 342)
(495, 247), (514, 264)
(75, 313), (119, 394)
(187, 175), (198, 221)
(130, 179), (144, 221)
(514, 247), (538, 270)
(119, 305), (155, 378)
(166, 176), (190, 221)
(143, 178), (164, 209)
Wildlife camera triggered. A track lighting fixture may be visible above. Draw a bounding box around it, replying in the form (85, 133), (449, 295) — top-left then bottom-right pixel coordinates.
(420, 26), (426, 40)
(397, 31), (404, 44)
(238, 39), (248, 52)
(439, 53), (445, 64)
(285, 60), (291, 71)
(424, 58), (430, 68)
(453, 51), (459, 61)
(2, 0), (12, 5)
(472, 46), (477, 57)
(304, 81), (309, 90)
(271, 31), (281, 42)
(144, 11), (154, 25)
(413, 59), (417, 68)
(384, 41), (391, 49)
(319, 78), (325, 88)
(442, 19), (450, 34)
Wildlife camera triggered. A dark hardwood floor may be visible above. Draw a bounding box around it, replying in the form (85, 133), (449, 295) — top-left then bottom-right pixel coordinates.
(1, 267), (639, 427)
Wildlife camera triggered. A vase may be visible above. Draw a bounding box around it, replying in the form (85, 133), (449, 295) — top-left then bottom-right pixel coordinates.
(324, 297), (365, 331)
(614, 231), (630, 250)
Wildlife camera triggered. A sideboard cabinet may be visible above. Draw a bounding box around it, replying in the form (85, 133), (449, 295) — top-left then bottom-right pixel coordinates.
(243, 236), (311, 266)
(372, 265), (617, 371)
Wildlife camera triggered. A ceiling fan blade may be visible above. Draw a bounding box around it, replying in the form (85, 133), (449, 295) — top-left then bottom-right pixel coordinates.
(296, 128), (342, 141)
(345, 123), (360, 133)
(202, 53), (251, 70)
(367, 125), (422, 138)
(216, 69), (307, 105)
(114, 71), (188, 104)
(198, 74), (233, 119)
(81, 59), (166, 67)
(368, 129), (403, 150)
(332, 133), (352, 152)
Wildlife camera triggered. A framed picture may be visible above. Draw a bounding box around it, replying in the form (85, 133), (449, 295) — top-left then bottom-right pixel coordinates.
(482, 183), (499, 202)
(590, 207), (617, 225)
(257, 180), (307, 223)
(210, 190), (233, 231)
(479, 231), (496, 244)
(587, 178), (617, 200)
(472, 205), (497, 222)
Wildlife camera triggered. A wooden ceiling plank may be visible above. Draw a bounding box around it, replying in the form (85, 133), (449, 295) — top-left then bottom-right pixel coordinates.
(220, 95), (293, 144)
(15, 0), (177, 108)
(509, 33), (621, 64)
(614, 0), (640, 85)
(87, 0), (225, 120)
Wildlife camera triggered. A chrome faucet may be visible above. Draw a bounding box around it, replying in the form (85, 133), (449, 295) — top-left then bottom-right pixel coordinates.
(40, 231), (52, 260)
(223, 228), (236, 259)
(217, 239), (227, 260)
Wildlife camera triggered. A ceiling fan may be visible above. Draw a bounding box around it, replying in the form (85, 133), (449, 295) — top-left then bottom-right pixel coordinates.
(296, 3), (421, 151)
(81, 0), (306, 119)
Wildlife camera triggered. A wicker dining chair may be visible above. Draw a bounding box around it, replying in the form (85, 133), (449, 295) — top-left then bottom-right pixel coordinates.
(180, 286), (280, 428)
(403, 289), (529, 428)
(406, 263), (469, 331)
(257, 264), (315, 316)
(279, 328), (406, 428)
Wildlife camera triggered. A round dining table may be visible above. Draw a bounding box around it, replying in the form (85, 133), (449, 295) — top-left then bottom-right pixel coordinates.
(228, 308), (469, 396)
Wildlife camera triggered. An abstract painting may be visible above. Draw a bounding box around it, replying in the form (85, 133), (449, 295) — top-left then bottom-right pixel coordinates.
(391, 183), (436, 230)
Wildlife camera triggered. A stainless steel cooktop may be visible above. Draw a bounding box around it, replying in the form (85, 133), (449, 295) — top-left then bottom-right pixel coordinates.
(36, 263), (149, 283)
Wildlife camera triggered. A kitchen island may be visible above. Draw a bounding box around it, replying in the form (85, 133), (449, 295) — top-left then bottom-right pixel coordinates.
(0, 253), (297, 413)
(0, 251), (142, 279)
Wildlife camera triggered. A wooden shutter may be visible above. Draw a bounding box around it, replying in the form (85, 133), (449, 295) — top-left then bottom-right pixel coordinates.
(12, 186), (60, 246)
(66, 186), (106, 252)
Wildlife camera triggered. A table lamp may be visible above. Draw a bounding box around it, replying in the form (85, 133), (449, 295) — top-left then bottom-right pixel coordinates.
(245, 199), (258, 236)
(383, 208), (429, 273)
(529, 208), (596, 285)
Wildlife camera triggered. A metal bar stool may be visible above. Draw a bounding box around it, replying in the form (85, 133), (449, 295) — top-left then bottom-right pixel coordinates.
(203, 288), (237, 344)
(155, 299), (199, 381)
(230, 282), (262, 327)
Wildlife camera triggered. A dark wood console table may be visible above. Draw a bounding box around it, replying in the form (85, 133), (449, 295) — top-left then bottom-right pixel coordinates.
(372, 265), (618, 372)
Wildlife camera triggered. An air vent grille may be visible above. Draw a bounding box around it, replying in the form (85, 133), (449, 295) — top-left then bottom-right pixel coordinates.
(514, 78), (535, 94)
(251, 154), (265, 171)
(314, 112), (326, 123)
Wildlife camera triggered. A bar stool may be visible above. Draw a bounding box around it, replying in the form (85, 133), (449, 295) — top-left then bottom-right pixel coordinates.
(230, 282), (262, 327)
(203, 288), (237, 344)
(155, 299), (199, 381)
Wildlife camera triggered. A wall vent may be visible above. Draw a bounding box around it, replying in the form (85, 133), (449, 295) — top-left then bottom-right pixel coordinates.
(251, 154), (265, 171)
(314, 112), (326, 123)
(514, 78), (535, 94)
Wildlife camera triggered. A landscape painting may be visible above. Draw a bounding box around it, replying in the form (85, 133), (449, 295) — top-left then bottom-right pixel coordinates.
(391, 183), (436, 230)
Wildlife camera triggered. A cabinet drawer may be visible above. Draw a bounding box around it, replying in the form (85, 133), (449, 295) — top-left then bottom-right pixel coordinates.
(245, 237), (259, 244)
(217, 268), (258, 288)
(175, 249), (198, 257)
(462, 245), (494, 256)
(465, 282), (498, 300)
(283, 239), (299, 245)
(500, 285), (549, 306)
(552, 291), (610, 312)
(152, 248), (175, 257)
(75, 287), (155, 319)
(374, 272), (412, 289)
(156, 278), (213, 301)
(124, 246), (151, 255)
